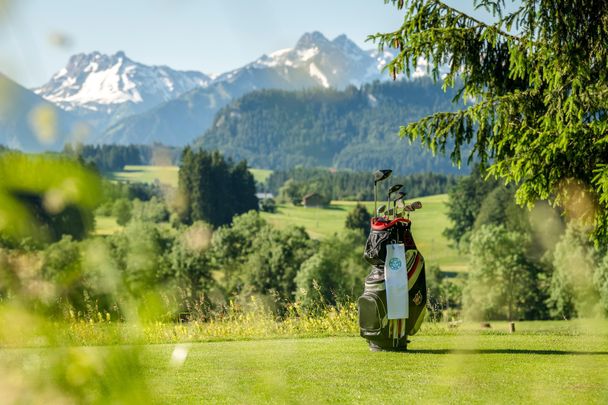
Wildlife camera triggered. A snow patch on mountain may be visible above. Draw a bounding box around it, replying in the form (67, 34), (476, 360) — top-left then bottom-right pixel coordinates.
(34, 51), (211, 113)
(298, 47), (319, 62)
(309, 63), (329, 88)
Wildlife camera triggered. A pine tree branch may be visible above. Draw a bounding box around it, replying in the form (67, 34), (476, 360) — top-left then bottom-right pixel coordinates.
(431, 0), (524, 42)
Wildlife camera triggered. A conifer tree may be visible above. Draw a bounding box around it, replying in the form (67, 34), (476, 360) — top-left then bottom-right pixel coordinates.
(178, 148), (258, 227)
(371, 0), (608, 242)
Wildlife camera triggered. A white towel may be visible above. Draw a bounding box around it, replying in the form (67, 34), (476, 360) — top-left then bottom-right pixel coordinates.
(384, 243), (409, 319)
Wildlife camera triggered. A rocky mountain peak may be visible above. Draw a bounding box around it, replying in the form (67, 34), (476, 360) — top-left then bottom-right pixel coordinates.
(295, 31), (332, 50)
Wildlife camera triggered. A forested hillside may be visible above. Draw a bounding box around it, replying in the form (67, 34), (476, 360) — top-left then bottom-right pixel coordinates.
(265, 167), (458, 201)
(195, 79), (465, 173)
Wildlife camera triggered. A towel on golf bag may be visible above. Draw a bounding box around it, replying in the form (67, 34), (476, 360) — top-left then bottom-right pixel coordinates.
(384, 243), (408, 319)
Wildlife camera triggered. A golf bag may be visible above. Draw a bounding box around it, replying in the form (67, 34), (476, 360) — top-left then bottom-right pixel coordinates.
(358, 217), (427, 351)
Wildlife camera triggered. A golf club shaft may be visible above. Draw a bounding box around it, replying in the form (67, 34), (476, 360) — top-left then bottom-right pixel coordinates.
(374, 183), (377, 218)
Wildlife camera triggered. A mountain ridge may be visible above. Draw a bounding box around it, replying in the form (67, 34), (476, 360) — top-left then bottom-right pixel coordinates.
(96, 31), (399, 145)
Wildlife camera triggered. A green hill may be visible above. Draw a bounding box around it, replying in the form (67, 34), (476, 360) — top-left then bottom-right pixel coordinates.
(261, 195), (467, 272)
(109, 165), (271, 187)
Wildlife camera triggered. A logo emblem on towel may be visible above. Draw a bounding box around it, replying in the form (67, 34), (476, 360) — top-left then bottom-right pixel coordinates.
(388, 257), (402, 271)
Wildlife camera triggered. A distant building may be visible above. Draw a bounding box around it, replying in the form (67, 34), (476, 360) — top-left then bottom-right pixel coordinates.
(255, 192), (274, 200)
(302, 192), (328, 207)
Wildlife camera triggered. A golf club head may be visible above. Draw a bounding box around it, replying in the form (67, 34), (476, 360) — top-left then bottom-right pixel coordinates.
(373, 169), (392, 184)
(387, 184), (403, 196)
(393, 191), (406, 203)
(403, 201), (423, 212)
(377, 204), (387, 215)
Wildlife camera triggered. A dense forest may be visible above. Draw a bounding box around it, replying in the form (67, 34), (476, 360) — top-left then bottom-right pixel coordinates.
(195, 79), (466, 173)
(265, 167), (459, 201)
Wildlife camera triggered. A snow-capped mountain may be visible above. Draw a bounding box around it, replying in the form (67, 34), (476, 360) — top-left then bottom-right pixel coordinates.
(34, 51), (211, 115)
(218, 31), (395, 89)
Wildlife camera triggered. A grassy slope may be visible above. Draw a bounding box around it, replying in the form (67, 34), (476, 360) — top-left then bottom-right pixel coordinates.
(140, 321), (608, 404)
(110, 165), (180, 187)
(261, 195), (467, 272)
(249, 168), (273, 183)
(109, 165), (272, 187)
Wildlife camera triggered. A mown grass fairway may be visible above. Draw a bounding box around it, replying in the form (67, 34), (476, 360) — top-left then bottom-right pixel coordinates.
(22, 320), (596, 404)
(2, 320), (607, 403)
(261, 195), (467, 272)
(110, 165), (273, 187)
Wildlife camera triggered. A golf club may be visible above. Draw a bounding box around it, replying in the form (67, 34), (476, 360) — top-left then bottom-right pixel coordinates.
(377, 204), (387, 217)
(386, 184), (403, 218)
(392, 191), (406, 219)
(373, 169), (392, 216)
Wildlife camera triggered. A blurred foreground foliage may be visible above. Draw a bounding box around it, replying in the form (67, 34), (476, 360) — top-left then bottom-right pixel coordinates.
(0, 152), (153, 403)
(435, 165), (608, 321)
(0, 152), (101, 246)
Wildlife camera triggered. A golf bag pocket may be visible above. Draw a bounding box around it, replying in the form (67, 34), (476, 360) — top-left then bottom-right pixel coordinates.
(358, 291), (387, 338)
(363, 229), (394, 265)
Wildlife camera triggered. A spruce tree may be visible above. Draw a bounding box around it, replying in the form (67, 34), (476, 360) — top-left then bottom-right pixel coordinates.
(372, 0), (608, 243)
(178, 148), (258, 227)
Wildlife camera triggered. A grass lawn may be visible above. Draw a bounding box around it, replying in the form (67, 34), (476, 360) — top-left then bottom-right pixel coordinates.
(110, 165), (180, 187)
(250, 168), (273, 183)
(261, 195), (467, 272)
(141, 320), (608, 403)
(94, 215), (123, 235)
(109, 165), (273, 187)
(2, 321), (607, 403)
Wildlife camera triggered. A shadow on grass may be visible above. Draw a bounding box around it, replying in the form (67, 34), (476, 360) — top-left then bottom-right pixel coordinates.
(407, 349), (608, 356)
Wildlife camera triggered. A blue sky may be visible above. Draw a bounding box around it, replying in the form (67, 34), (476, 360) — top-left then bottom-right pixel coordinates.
(0, 0), (509, 88)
